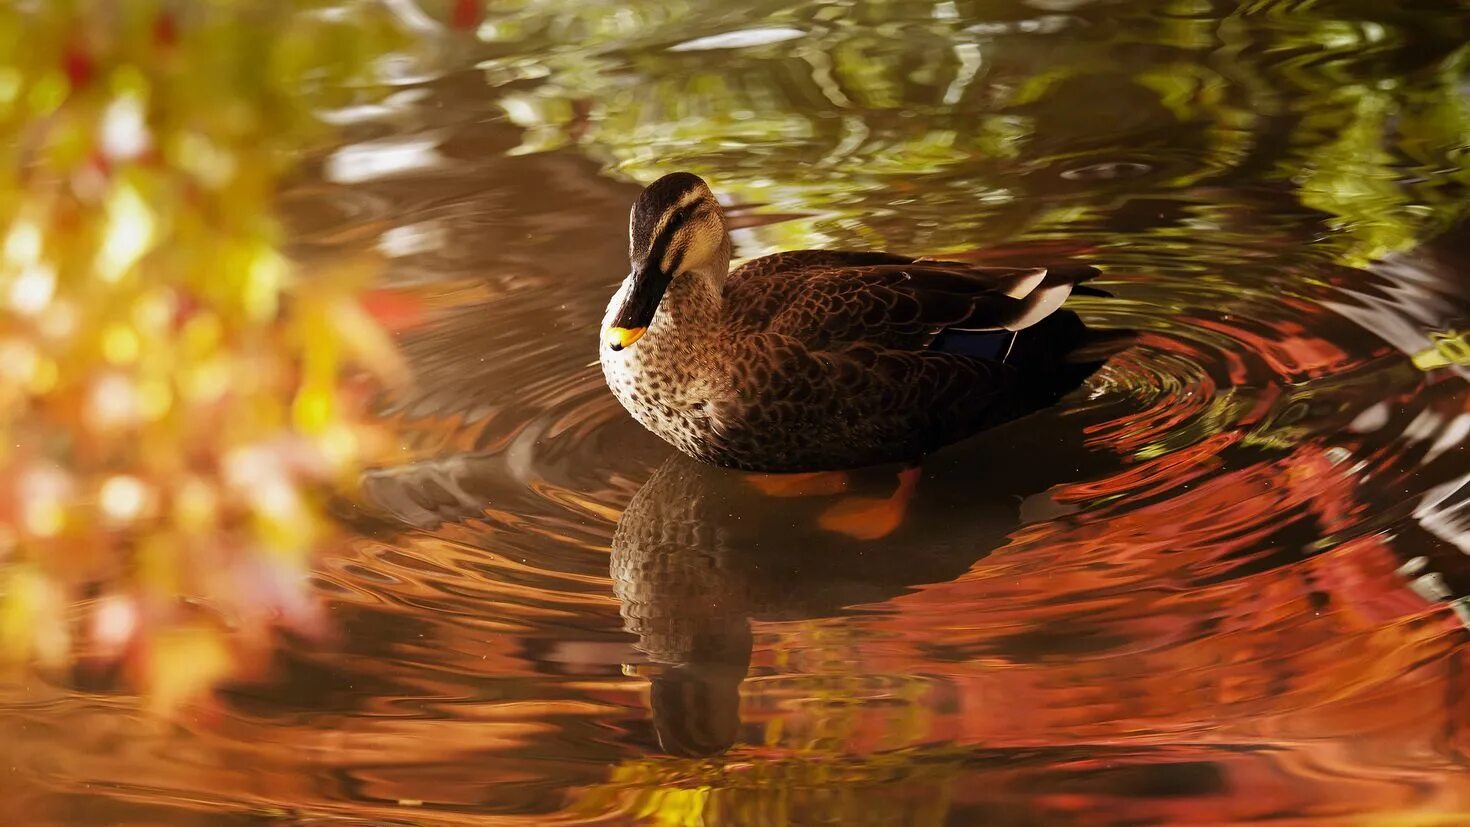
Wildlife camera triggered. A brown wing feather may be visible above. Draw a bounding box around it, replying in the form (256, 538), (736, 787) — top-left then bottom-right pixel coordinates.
(727, 249), (918, 278)
(724, 250), (1097, 351)
(693, 250), (1105, 468)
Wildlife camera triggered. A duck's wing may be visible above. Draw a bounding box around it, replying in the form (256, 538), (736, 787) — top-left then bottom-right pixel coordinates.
(727, 249), (919, 280)
(725, 251), (1099, 353)
(704, 253), (1113, 467)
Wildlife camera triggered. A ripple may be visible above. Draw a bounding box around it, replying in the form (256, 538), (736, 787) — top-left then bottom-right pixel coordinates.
(1060, 160), (1155, 182)
(9, 2), (1470, 823)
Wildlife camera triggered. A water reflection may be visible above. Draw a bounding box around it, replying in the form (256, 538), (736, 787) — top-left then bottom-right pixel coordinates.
(482, 0), (1470, 262)
(7, 0), (1470, 823)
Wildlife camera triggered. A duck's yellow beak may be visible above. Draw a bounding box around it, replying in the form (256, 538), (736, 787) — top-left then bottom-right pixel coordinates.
(603, 326), (646, 351)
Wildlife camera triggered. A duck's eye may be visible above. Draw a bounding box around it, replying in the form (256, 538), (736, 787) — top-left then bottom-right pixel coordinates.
(661, 208), (721, 274)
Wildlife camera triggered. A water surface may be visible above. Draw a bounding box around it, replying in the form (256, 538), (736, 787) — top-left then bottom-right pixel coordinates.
(8, 1), (1470, 823)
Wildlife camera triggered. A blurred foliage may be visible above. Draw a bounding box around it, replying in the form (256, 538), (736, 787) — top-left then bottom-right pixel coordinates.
(0, 0), (412, 704)
(478, 0), (1470, 264)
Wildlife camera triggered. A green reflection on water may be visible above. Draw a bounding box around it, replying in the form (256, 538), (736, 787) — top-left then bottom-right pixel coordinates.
(480, 0), (1470, 263)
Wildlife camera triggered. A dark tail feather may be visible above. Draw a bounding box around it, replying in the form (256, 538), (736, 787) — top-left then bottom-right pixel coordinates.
(956, 263), (1105, 332)
(932, 315), (1135, 367)
(1004, 310), (1134, 409)
(930, 328), (1017, 360)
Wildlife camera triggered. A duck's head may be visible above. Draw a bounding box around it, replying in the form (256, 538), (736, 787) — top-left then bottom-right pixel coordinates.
(603, 172), (730, 352)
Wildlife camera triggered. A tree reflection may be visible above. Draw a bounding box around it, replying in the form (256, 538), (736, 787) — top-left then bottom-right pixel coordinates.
(482, 0), (1470, 261)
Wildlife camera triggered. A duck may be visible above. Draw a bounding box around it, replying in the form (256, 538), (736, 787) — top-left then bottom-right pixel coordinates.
(600, 171), (1131, 473)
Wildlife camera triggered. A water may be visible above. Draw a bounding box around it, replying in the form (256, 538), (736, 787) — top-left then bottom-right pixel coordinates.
(8, 0), (1470, 823)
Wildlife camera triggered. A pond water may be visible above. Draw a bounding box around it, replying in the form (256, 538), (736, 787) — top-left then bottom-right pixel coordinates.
(8, 0), (1470, 824)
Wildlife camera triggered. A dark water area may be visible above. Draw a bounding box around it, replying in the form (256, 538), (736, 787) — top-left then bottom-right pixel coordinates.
(8, 0), (1470, 823)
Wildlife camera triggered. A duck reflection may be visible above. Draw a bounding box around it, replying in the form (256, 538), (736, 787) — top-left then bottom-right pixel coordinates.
(611, 309), (1128, 757)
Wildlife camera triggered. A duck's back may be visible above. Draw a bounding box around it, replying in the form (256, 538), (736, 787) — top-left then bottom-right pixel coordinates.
(698, 251), (1121, 471)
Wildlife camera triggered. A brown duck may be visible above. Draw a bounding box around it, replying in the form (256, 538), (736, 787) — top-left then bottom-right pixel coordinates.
(600, 172), (1129, 474)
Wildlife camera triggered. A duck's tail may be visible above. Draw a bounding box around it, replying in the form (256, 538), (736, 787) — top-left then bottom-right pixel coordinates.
(932, 263), (1131, 366)
(1005, 309), (1135, 408)
(1011, 265), (1134, 368)
(974, 264), (1094, 332)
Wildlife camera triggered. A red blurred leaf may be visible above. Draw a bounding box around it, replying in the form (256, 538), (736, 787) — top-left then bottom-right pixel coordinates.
(452, 0), (480, 31)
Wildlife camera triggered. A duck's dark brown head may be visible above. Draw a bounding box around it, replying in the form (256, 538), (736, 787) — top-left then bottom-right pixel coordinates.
(603, 172), (730, 352)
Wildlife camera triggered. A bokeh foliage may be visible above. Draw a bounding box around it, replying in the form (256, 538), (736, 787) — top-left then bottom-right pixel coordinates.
(0, 0), (407, 703)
